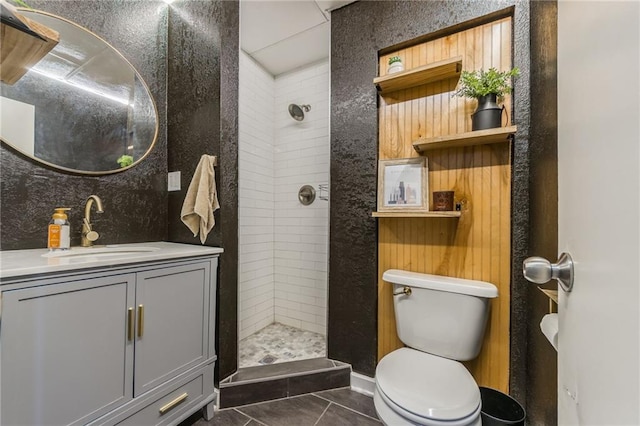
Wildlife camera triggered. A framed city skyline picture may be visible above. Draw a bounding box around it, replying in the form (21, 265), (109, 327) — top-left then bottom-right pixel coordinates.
(377, 157), (428, 212)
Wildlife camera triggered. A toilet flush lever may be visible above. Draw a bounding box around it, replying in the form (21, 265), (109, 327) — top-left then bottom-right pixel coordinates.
(393, 286), (412, 297)
(523, 252), (574, 292)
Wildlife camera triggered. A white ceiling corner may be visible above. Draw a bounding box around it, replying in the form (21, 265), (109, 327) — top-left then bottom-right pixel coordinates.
(240, 1), (327, 54)
(251, 22), (330, 76)
(314, 0), (354, 18)
(240, 0), (356, 76)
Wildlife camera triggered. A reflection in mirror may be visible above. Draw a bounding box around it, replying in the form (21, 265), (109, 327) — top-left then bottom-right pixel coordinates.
(0, 9), (158, 174)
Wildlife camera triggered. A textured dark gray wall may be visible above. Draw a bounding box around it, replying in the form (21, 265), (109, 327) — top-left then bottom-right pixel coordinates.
(166, 0), (239, 381)
(0, 0), (168, 249)
(218, 0), (240, 383)
(0, 0), (239, 382)
(329, 2), (531, 403)
(527, 1), (558, 424)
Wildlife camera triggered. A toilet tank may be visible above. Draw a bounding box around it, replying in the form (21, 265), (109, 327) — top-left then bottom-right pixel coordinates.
(383, 269), (498, 361)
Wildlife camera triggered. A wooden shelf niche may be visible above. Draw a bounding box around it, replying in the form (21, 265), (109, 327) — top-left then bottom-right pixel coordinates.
(372, 210), (461, 218)
(413, 126), (517, 153)
(374, 56), (462, 96)
(376, 16), (514, 394)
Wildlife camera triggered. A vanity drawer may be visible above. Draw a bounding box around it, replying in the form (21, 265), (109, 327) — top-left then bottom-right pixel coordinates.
(117, 374), (205, 426)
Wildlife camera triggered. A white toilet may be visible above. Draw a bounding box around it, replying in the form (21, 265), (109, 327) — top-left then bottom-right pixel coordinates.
(373, 269), (498, 426)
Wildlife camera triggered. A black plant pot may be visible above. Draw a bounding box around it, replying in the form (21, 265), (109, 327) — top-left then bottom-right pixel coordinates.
(471, 94), (503, 131)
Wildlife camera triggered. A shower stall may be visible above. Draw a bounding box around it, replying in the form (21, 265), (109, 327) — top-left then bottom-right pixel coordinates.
(238, 51), (330, 368)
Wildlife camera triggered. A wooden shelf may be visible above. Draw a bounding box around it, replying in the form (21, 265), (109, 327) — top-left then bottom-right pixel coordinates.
(413, 126), (517, 153)
(1, 9), (59, 85)
(372, 211), (461, 218)
(374, 56), (462, 96)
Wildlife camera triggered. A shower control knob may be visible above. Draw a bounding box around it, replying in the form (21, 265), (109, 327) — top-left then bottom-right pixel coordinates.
(523, 252), (574, 292)
(298, 185), (316, 206)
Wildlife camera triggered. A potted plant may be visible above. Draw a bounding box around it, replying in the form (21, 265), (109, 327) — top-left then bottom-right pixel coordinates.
(117, 154), (133, 168)
(454, 67), (519, 131)
(387, 56), (404, 74)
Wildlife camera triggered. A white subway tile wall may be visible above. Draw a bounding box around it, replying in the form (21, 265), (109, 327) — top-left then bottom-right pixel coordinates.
(239, 51), (276, 340)
(239, 54), (329, 340)
(274, 60), (329, 336)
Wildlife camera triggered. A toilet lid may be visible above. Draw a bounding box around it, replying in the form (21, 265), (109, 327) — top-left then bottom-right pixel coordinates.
(376, 348), (480, 422)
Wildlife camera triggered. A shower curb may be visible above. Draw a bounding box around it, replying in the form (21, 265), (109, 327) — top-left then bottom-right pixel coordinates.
(219, 359), (351, 408)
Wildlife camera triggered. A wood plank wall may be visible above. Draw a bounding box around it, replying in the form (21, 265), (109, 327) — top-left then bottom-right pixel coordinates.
(377, 17), (513, 392)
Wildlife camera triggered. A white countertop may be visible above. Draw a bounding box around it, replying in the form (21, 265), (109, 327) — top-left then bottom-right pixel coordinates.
(0, 242), (224, 280)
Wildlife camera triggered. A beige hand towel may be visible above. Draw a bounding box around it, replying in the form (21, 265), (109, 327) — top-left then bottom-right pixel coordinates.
(181, 155), (220, 244)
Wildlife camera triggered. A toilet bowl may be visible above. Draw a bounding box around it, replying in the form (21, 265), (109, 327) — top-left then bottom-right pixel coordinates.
(374, 270), (498, 426)
(374, 348), (481, 426)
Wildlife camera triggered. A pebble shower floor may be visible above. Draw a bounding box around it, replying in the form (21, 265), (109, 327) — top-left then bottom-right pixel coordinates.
(239, 323), (326, 368)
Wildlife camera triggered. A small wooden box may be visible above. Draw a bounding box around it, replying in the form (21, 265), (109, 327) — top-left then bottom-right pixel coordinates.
(1, 9), (59, 85)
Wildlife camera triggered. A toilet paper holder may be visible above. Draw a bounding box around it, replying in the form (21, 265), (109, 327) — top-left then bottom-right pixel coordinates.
(538, 287), (558, 314)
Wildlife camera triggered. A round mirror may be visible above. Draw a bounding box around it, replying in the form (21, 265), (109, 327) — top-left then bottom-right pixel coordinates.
(0, 9), (158, 174)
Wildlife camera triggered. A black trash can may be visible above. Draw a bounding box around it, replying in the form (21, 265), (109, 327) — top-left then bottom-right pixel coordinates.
(479, 387), (526, 426)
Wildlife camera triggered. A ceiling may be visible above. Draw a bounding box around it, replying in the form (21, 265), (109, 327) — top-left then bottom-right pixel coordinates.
(240, 0), (355, 76)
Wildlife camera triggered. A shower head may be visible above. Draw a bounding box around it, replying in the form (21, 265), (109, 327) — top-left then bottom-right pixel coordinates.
(288, 104), (311, 121)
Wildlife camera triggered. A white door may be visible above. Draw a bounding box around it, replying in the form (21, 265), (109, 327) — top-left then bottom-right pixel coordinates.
(557, 1), (639, 424)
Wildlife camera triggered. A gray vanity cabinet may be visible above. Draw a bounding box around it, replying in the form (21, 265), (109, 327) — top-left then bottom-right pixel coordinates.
(0, 256), (218, 426)
(1, 273), (136, 426)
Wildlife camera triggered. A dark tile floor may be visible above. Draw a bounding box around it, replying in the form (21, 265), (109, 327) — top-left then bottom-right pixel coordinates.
(182, 388), (381, 426)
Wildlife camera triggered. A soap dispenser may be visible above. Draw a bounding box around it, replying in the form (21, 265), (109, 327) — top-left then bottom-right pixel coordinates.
(48, 208), (71, 251)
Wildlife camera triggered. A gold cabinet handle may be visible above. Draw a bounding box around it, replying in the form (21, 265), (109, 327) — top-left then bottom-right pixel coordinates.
(159, 392), (188, 415)
(137, 304), (144, 338)
(127, 307), (134, 341)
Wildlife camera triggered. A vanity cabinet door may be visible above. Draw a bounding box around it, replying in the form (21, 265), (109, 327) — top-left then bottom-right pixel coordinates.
(1, 273), (135, 426)
(133, 261), (211, 396)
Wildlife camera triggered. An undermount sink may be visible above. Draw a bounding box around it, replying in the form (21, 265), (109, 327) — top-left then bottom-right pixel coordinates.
(42, 245), (160, 259)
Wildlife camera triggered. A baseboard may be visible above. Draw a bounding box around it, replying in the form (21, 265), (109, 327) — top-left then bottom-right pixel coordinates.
(350, 371), (375, 397)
